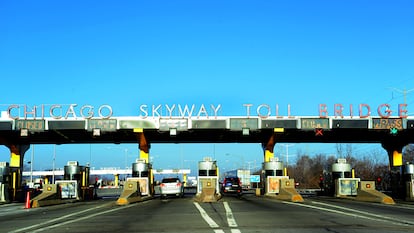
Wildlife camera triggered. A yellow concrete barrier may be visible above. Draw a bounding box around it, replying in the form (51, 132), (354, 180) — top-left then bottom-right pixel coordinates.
(116, 180), (141, 205)
(265, 178), (304, 202)
(194, 177), (221, 202)
(277, 178), (304, 202)
(31, 184), (65, 208)
(194, 187), (221, 202)
(356, 181), (395, 205)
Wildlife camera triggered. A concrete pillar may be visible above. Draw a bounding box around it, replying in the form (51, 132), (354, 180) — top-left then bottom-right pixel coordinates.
(382, 140), (407, 198)
(7, 144), (30, 201)
(134, 128), (153, 194)
(262, 134), (276, 162)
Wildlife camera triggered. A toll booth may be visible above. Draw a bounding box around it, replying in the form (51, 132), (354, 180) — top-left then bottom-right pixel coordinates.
(0, 162), (10, 203)
(323, 159), (359, 197)
(57, 161), (91, 200)
(261, 157), (304, 202)
(127, 159), (152, 196)
(403, 163), (414, 201)
(262, 158), (286, 195)
(195, 157), (220, 202)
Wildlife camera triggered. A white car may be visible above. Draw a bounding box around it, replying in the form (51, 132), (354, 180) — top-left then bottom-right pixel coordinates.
(160, 177), (184, 198)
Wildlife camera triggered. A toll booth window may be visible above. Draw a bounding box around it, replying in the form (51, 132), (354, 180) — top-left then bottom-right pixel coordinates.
(199, 170), (207, 176)
(208, 170), (217, 176)
(265, 170), (283, 176)
(133, 171), (149, 177)
(332, 173), (341, 180)
(344, 172), (351, 178)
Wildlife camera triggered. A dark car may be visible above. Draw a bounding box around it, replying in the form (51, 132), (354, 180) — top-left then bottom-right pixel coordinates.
(221, 176), (242, 196)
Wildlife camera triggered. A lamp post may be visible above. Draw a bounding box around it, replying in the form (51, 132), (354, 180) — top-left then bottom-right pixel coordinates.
(52, 144), (56, 184)
(30, 145), (34, 185)
(280, 144), (294, 167)
(107, 146), (131, 169)
(225, 153), (245, 170)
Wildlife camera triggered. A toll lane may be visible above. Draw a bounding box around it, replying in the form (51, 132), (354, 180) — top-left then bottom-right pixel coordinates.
(1, 195), (414, 233)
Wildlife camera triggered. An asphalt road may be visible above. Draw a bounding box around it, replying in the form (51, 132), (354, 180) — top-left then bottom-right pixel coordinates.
(1, 193), (414, 233)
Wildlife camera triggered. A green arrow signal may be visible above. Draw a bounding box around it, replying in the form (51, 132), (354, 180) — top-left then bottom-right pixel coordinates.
(390, 127), (398, 135)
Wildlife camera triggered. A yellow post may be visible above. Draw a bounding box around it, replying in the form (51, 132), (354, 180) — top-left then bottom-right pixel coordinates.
(352, 168), (355, 178)
(183, 173), (187, 187)
(284, 167), (288, 176)
(82, 171), (86, 187)
(114, 174), (119, 187)
(12, 172), (16, 199)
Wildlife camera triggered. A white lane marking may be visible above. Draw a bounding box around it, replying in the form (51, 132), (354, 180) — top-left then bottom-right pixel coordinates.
(10, 202), (146, 233)
(231, 229), (242, 233)
(9, 205), (106, 233)
(312, 201), (414, 226)
(283, 201), (412, 227)
(193, 202), (220, 228)
(223, 201), (238, 227)
(31, 204), (136, 233)
(214, 230), (225, 233)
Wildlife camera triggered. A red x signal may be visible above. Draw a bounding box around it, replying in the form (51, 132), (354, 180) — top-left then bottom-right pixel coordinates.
(315, 128), (323, 136)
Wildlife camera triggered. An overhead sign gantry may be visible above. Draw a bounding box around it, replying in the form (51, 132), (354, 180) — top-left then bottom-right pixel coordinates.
(1, 102), (414, 201)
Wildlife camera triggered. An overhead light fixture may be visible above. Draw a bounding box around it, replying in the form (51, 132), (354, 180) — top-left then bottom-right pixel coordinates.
(92, 128), (101, 137)
(170, 128), (177, 136)
(20, 128), (29, 137)
(242, 128), (250, 136)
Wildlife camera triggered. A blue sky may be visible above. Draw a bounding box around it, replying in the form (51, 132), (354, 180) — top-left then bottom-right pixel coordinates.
(0, 1), (413, 174)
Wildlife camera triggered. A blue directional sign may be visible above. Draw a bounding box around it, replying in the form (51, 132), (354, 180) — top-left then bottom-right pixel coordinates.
(250, 175), (260, 183)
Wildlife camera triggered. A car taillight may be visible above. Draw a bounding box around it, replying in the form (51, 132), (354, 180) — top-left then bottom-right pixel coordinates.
(160, 183), (165, 187)
(176, 183), (182, 187)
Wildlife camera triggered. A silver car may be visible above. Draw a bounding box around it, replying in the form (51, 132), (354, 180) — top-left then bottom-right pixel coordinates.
(160, 177), (184, 198)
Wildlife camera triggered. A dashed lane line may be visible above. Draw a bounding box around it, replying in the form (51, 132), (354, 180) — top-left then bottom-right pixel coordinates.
(193, 202), (220, 228)
(194, 202), (242, 233)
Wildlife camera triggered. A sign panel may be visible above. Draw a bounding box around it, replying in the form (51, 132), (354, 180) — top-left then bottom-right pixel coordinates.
(337, 178), (360, 196)
(159, 119), (188, 131)
(87, 119), (117, 131)
(197, 176), (219, 194)
(119, 119), (157, 129)
(192, 120), (226, 129)
(266, 176), (280, 194)
(250, 175), (260, 183)
(230, 118), (258, 130)
(332, 119), (368, 128)
(301, 118), (329, 129)
(261, 119), (297, 129)
(15, 120), (45, 131)
(407, 120), (414, 129)
(126, 177), (149, 195)
(49, 120), (85, 130)
(372, 118), (403, 129)
(0, 122), (12, 130)
(56, 180), (78, 199)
